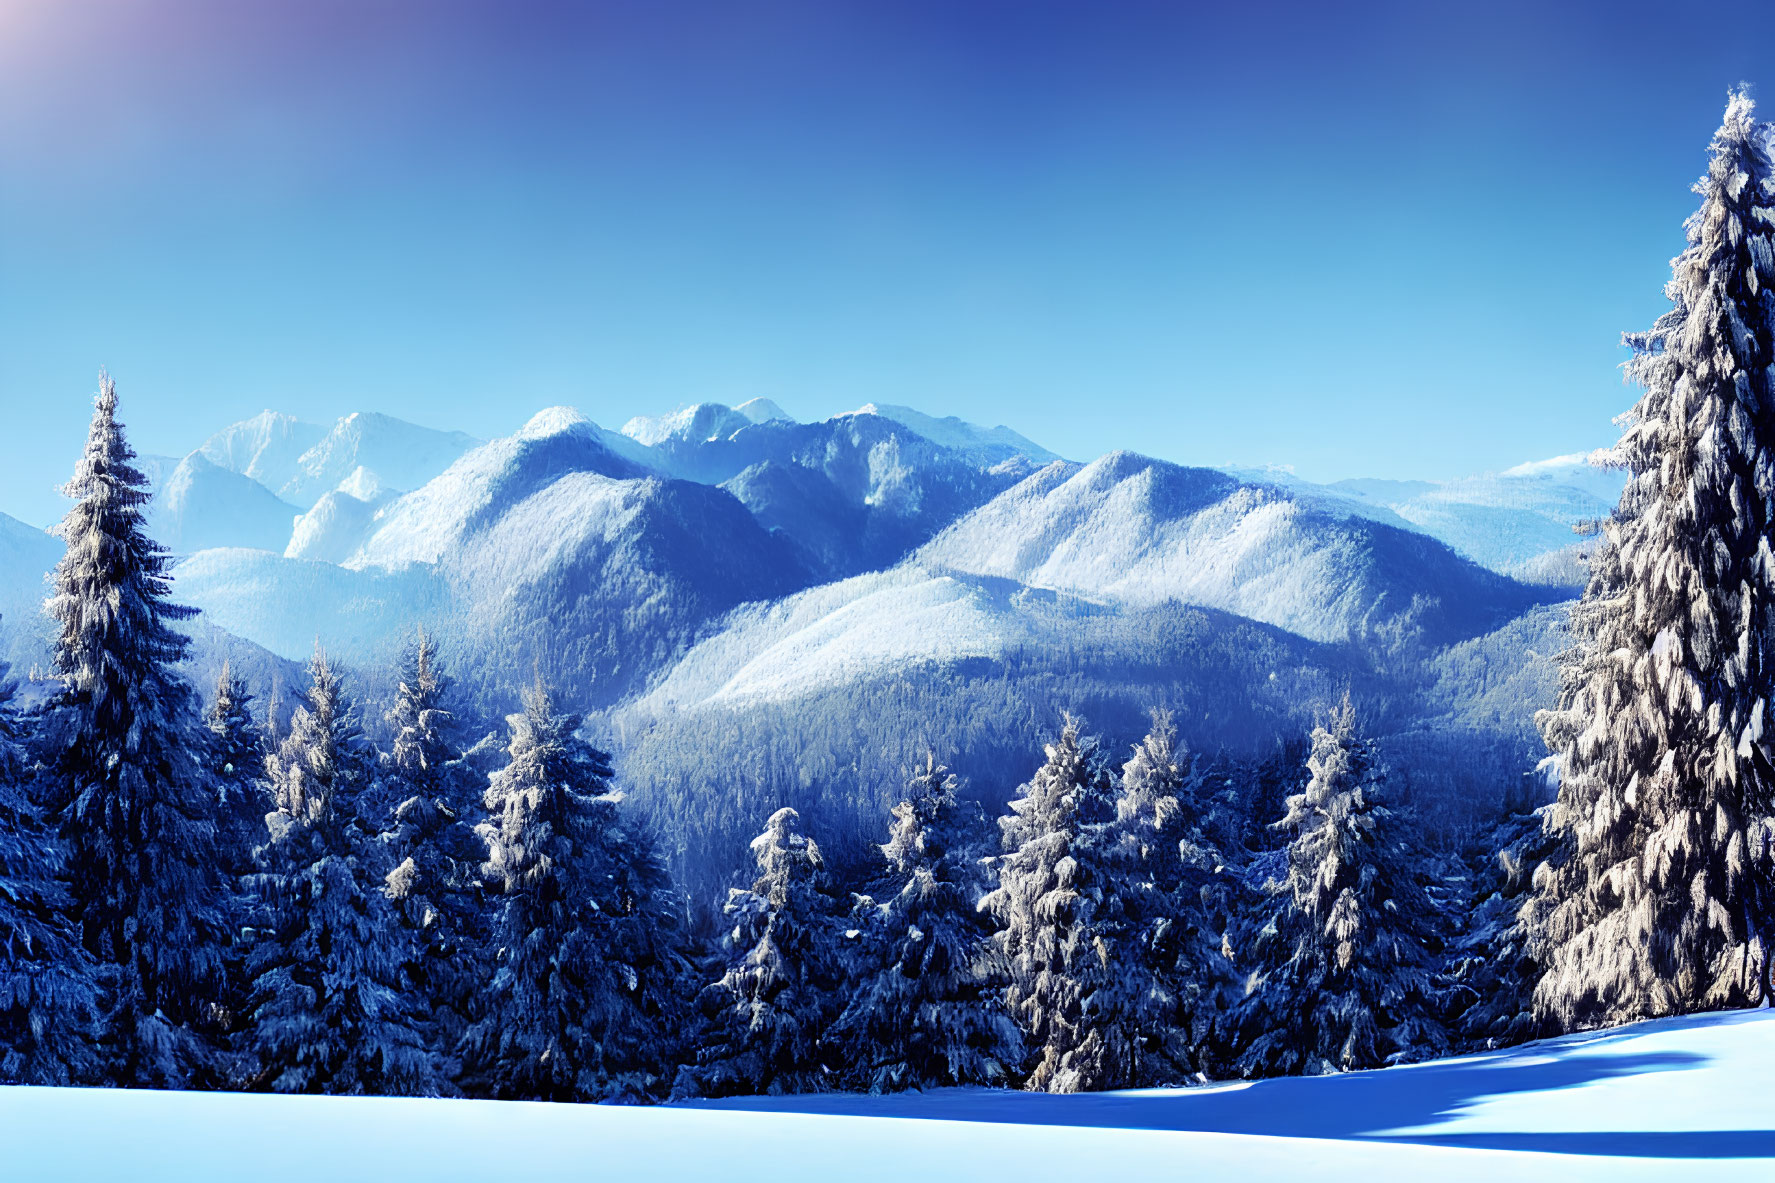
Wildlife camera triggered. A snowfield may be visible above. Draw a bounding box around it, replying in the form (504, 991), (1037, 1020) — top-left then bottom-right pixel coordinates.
(4, 1009), (1769, 1181)
(633, 565), (1042, 709)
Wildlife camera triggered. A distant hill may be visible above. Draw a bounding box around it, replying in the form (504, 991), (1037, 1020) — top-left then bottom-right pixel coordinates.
(924, 452), (1553, 647)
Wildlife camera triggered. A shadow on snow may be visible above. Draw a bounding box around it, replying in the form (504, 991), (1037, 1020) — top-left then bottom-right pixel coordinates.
(679, 1016), (1774, 1159)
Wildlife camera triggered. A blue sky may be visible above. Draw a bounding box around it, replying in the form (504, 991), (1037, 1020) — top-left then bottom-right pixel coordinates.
(1, 0), (1770, 526)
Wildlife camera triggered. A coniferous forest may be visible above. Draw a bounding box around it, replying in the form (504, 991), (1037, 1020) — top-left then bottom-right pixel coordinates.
(7, 92), (1775, 1108)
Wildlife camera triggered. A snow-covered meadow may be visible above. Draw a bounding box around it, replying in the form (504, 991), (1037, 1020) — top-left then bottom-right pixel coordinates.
(5, 1008), (1770, 1181)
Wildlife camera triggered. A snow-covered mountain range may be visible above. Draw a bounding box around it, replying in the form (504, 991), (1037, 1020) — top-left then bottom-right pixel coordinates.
(0, 396), (1614, 698)
(6, 399), (1584, 671)
(0, 396), (1616, 882)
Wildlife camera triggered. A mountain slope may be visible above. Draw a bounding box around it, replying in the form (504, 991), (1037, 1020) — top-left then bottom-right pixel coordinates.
(639, 412), (1031, 577)
(348, 407), (649, 569)
(1226, 455), (1626, 585)
(1384, 456), (1623, 575)
(277, 411), (479, 507)
(147, 453), (303, 554)
(0, 511), (62, 662)
(197, 411), (328, 492)
(849, 402), (1063, 465)
(175, 406), (808, 706)
(616, 562), (1383, 889)
(447, 466), (809, 705)
(284, 469), (396, 564)
(172, 548), (448, 667)
(920, 453), (1551, 647)
(621, 398), (793, 448)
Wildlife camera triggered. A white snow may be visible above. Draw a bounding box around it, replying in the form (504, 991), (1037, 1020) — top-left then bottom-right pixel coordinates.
(333, 466), (386, 502)
(734, 397), (793, 425)
(621, 401), (762, 447)
(284, 487), (390, 565)
(4, 1009), (1770, 1180)
(516, 405), (591, 441)
(1224, 454), (1628, 580)
(1498, 451), (1628, 504)
(636, 565), (1039, 709)
(848, 402), (1064, 464)
(0, 511), (61, 659)
(919, 454), (1398, 644)
(196, 410), (327, 493)
(171, 548), (446, 663)
(447, 469), (644, 594)
(347, 407), (634, 570)
(277, 412), (479, 509)
(146, 453), (303, 555)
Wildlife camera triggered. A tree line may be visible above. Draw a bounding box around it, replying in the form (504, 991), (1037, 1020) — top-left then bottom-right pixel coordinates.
(6, 90), (1775, 1098)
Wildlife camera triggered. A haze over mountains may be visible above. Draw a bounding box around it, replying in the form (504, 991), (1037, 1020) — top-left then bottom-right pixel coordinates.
(0, 395), (1610, 881)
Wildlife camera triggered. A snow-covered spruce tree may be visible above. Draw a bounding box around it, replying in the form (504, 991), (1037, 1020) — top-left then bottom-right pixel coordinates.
(207, 661), (268, 877)
(828, 755), (1022, 1092)
(40, 375), (228, 1085)
(465, 680), (684, 1102)
(1529, 91), (1775, 1029)
(980, 715), (1119, 1093)
(1450, 804), (1558, 1048)
(378, 629), (487, 1070)
(680, 806), (846, 1098)
(245, 647), (440, 1095)
(1081, 710), (1231, 1087)
(0, 639), (100, 1084)
(1229, 701), (1448, 1077)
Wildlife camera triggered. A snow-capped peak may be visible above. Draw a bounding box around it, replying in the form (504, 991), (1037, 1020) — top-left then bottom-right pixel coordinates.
(517, 405), (593, 441)
(275, 411), (480, 509)
(334, 465), (386, 501)
(734, 397), (793, 425)
(346, 405), (651, 570)
(844, 403), (1063, 466)
(197, 410), (327, 492)
(621, 402), (764, 447)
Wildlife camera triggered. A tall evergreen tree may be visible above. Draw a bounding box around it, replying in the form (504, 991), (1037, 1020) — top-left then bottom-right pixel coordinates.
(207, 662), (268, 877)
(981, 715), (1117, 1093)
(40, 375), (227, 1085)
(465, 681), (682, 1102)
(1530, 90), (1775, 1029)
(245, 648), (439, 1095)
(379, 629), (486, 1069)
(681, 806), (845, 1098)
(828, 755), (1022, 1092)
(0, 639), (99, 1084)
(1082, 710), (1230, 1087)
(1229, 701), (1447, 1077)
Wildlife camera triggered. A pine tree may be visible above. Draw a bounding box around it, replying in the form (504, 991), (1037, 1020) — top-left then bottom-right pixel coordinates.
(828, 755), (1022, 1092)
(980, 715), (1118, 1093)
(207, 661), (268, 877)
(1530, 90), (1775, 1029)
(245, 647), (439, 1095)
(682, 806), (845, 1098)
(1082, 710), (1230, 1087)
(40, 375), (228, 1085)
(378, 629), (486, 1070)
(1230, 701), (1448, 1077)
(1451, 804), (1557, 1048)
(465, 681), (683, 1102)
(0, 639), (100, 1084)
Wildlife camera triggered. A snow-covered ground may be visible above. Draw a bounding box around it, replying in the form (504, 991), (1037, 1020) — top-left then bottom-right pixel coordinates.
(5, 1009), (1769, 1181)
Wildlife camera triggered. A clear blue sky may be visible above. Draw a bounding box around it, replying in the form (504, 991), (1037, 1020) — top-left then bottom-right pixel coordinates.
(1, 0), (1770, 526)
